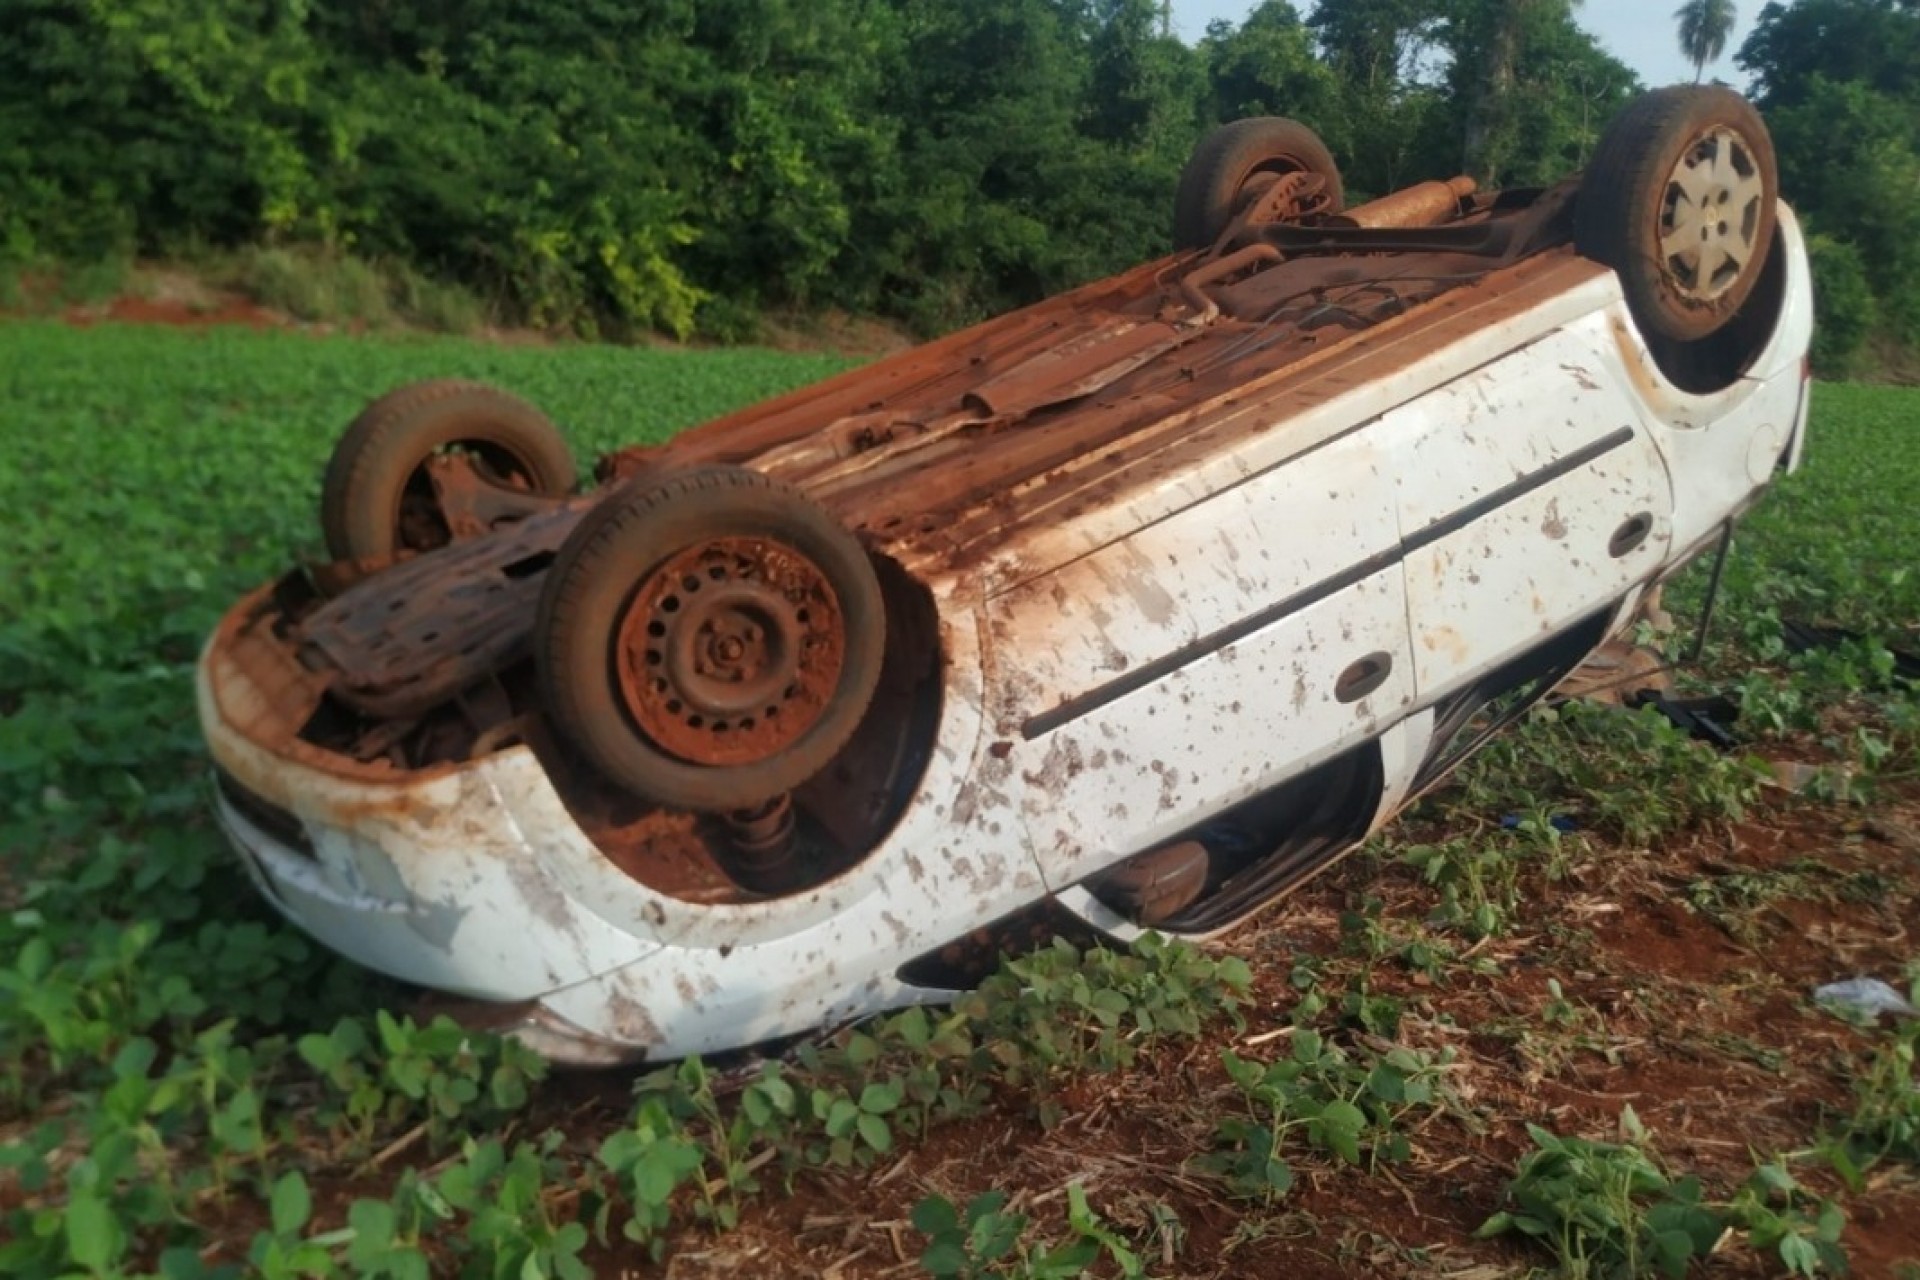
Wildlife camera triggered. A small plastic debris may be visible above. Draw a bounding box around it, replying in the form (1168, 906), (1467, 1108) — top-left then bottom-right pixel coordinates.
(1768, 761), (1825, 793)
(1500, 813), (1578, 833)
(1813, 978), (1918, 1020)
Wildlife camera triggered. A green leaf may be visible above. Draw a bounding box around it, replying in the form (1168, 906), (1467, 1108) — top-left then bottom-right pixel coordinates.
(756, 1070), (796, 1114)
(1650, 1227), (1701, 1278)
(1366, 1064), (1407, 1104)
(65, 1193), (119, 1272)
(632, 1139), (701, 1206)
(1778, 1235), (1821, 1277)
(1750, 1162), (1799, 1197)
(919, 1239), (968, 1278)
(855, 1112), (892, 1153)
(1316, 1100), (1367, 1165)
(348, 1197), (398, 1256)
(824, 1097), (860, 1138)
(911, 1195), (959, 1236)
(270, 1172), (311, 1236)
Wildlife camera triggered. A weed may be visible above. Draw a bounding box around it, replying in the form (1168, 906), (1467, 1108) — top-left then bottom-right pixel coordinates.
(956, 934), (1250, 1111)
(1683, 858), (1847, 944)
(1400, 827), (1567, 939)
(1453, 701), (1768, 845)
(297, 1012), (546, 1156)
(230, 246), (395, 326)
(0, 921), (204, 1098)
(912, 1183), (1144, 1280)
(914, 1190), (1028, 1279)
(1198, 1030), (1454, 1200)
(1339, 895), (1469, 978)
(1477, 1111), (1723, 1279)
(1728, 1162), (1848, 1278)
(386, 260), (489, 334)
(246, 1172), (356, 1279)
(1481, 1113), (1848, 1278)
(1826, 1018), (1920, 1178)
(429, 1136), (595, 1280)
(596, 1094), (709, 1257)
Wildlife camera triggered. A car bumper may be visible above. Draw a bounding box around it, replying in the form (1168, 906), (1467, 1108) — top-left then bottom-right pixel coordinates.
(197, 599), (668, 1054)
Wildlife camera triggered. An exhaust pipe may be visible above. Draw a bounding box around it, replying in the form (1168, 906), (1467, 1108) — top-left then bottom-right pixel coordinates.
(1330, 176), (1478, 230)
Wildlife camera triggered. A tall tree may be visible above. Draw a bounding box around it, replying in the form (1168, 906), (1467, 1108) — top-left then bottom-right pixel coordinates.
(1306, 0), (1449, 195)
(1674, 0), (1738, 80)
(1734, 0), (1920, 367)
(1199, 2), (1339, 125)
(1310, 0), (1442, 89)
(1458, 0), (1538, 178)
(1445, 0), (1635, 184)
(1736, 0), (1920, 109)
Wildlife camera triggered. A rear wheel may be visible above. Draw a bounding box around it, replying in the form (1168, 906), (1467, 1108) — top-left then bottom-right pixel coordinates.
(1576, 86), (1779, 343)
(1173, 117), (1343, 250)
(320, 380), (575, 562)
(535, 466), (885, 812)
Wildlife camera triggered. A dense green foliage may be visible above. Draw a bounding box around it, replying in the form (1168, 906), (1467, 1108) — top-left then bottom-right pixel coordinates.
(1737, 0), (1920, 373)
(4, 0), (1912, 368)
(0, 0), (1637, 339)
(0, 323), (852, 1275)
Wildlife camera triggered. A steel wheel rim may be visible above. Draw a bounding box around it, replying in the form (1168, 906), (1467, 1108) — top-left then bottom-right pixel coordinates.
(1657, 125), (1766, 304)
(614, 536), (846, 766)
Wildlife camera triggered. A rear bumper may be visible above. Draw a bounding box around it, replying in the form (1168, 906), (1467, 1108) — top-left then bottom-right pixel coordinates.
(196, 615), (662, 1006)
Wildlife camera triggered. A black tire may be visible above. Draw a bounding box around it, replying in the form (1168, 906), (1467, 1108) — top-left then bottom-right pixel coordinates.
(1576, 86), (1779, 343)
(536, 465), (885, 813)
(1173, 117), (1344, 250)
(320, 379), (576, 562)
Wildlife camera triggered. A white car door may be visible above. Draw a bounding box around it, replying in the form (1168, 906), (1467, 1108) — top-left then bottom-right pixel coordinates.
(1367, 318), (1677, 704)
(984, 427), (1416, 892)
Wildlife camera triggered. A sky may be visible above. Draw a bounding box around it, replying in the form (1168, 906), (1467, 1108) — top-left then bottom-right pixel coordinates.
(1168, 0), (1764, 90)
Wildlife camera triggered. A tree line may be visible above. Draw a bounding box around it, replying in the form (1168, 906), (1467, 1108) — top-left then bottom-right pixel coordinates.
(0, 0), (1912, 370)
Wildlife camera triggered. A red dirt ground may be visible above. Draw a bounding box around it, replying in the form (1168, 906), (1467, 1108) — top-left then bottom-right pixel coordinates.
(60, 294), (286, 331)
(347, 773), (1920, 1280)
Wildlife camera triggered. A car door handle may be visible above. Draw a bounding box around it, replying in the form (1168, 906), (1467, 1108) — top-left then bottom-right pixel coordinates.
(1609, 512), (1654, 558)
(1335, 651), (1394, 704)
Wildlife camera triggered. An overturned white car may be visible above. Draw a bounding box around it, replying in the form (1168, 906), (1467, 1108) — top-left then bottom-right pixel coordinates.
(200, 87), (1812, 1063)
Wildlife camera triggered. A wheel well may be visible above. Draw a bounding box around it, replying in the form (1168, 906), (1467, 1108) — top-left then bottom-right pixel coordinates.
(1640, 220), (1790, 394)
(1096, 740), (1385, 935)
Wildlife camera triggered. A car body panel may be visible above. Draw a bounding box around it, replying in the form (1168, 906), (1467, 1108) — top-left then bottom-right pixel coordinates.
(197, 181), (1815, 1063)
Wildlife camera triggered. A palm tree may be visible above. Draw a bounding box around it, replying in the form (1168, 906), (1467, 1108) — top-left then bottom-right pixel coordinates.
(1675, 0), (1738, 82)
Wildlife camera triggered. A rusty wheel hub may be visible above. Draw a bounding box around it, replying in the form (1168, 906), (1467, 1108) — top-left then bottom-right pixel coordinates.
(615, 537), (846, 766)
(397, 448), (552, 552)
(1238, 169), (1332, 224)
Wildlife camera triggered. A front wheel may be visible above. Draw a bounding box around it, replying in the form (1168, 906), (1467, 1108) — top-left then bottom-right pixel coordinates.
(535, 466), (886, 813)
(1576, 86), (1779, 343)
